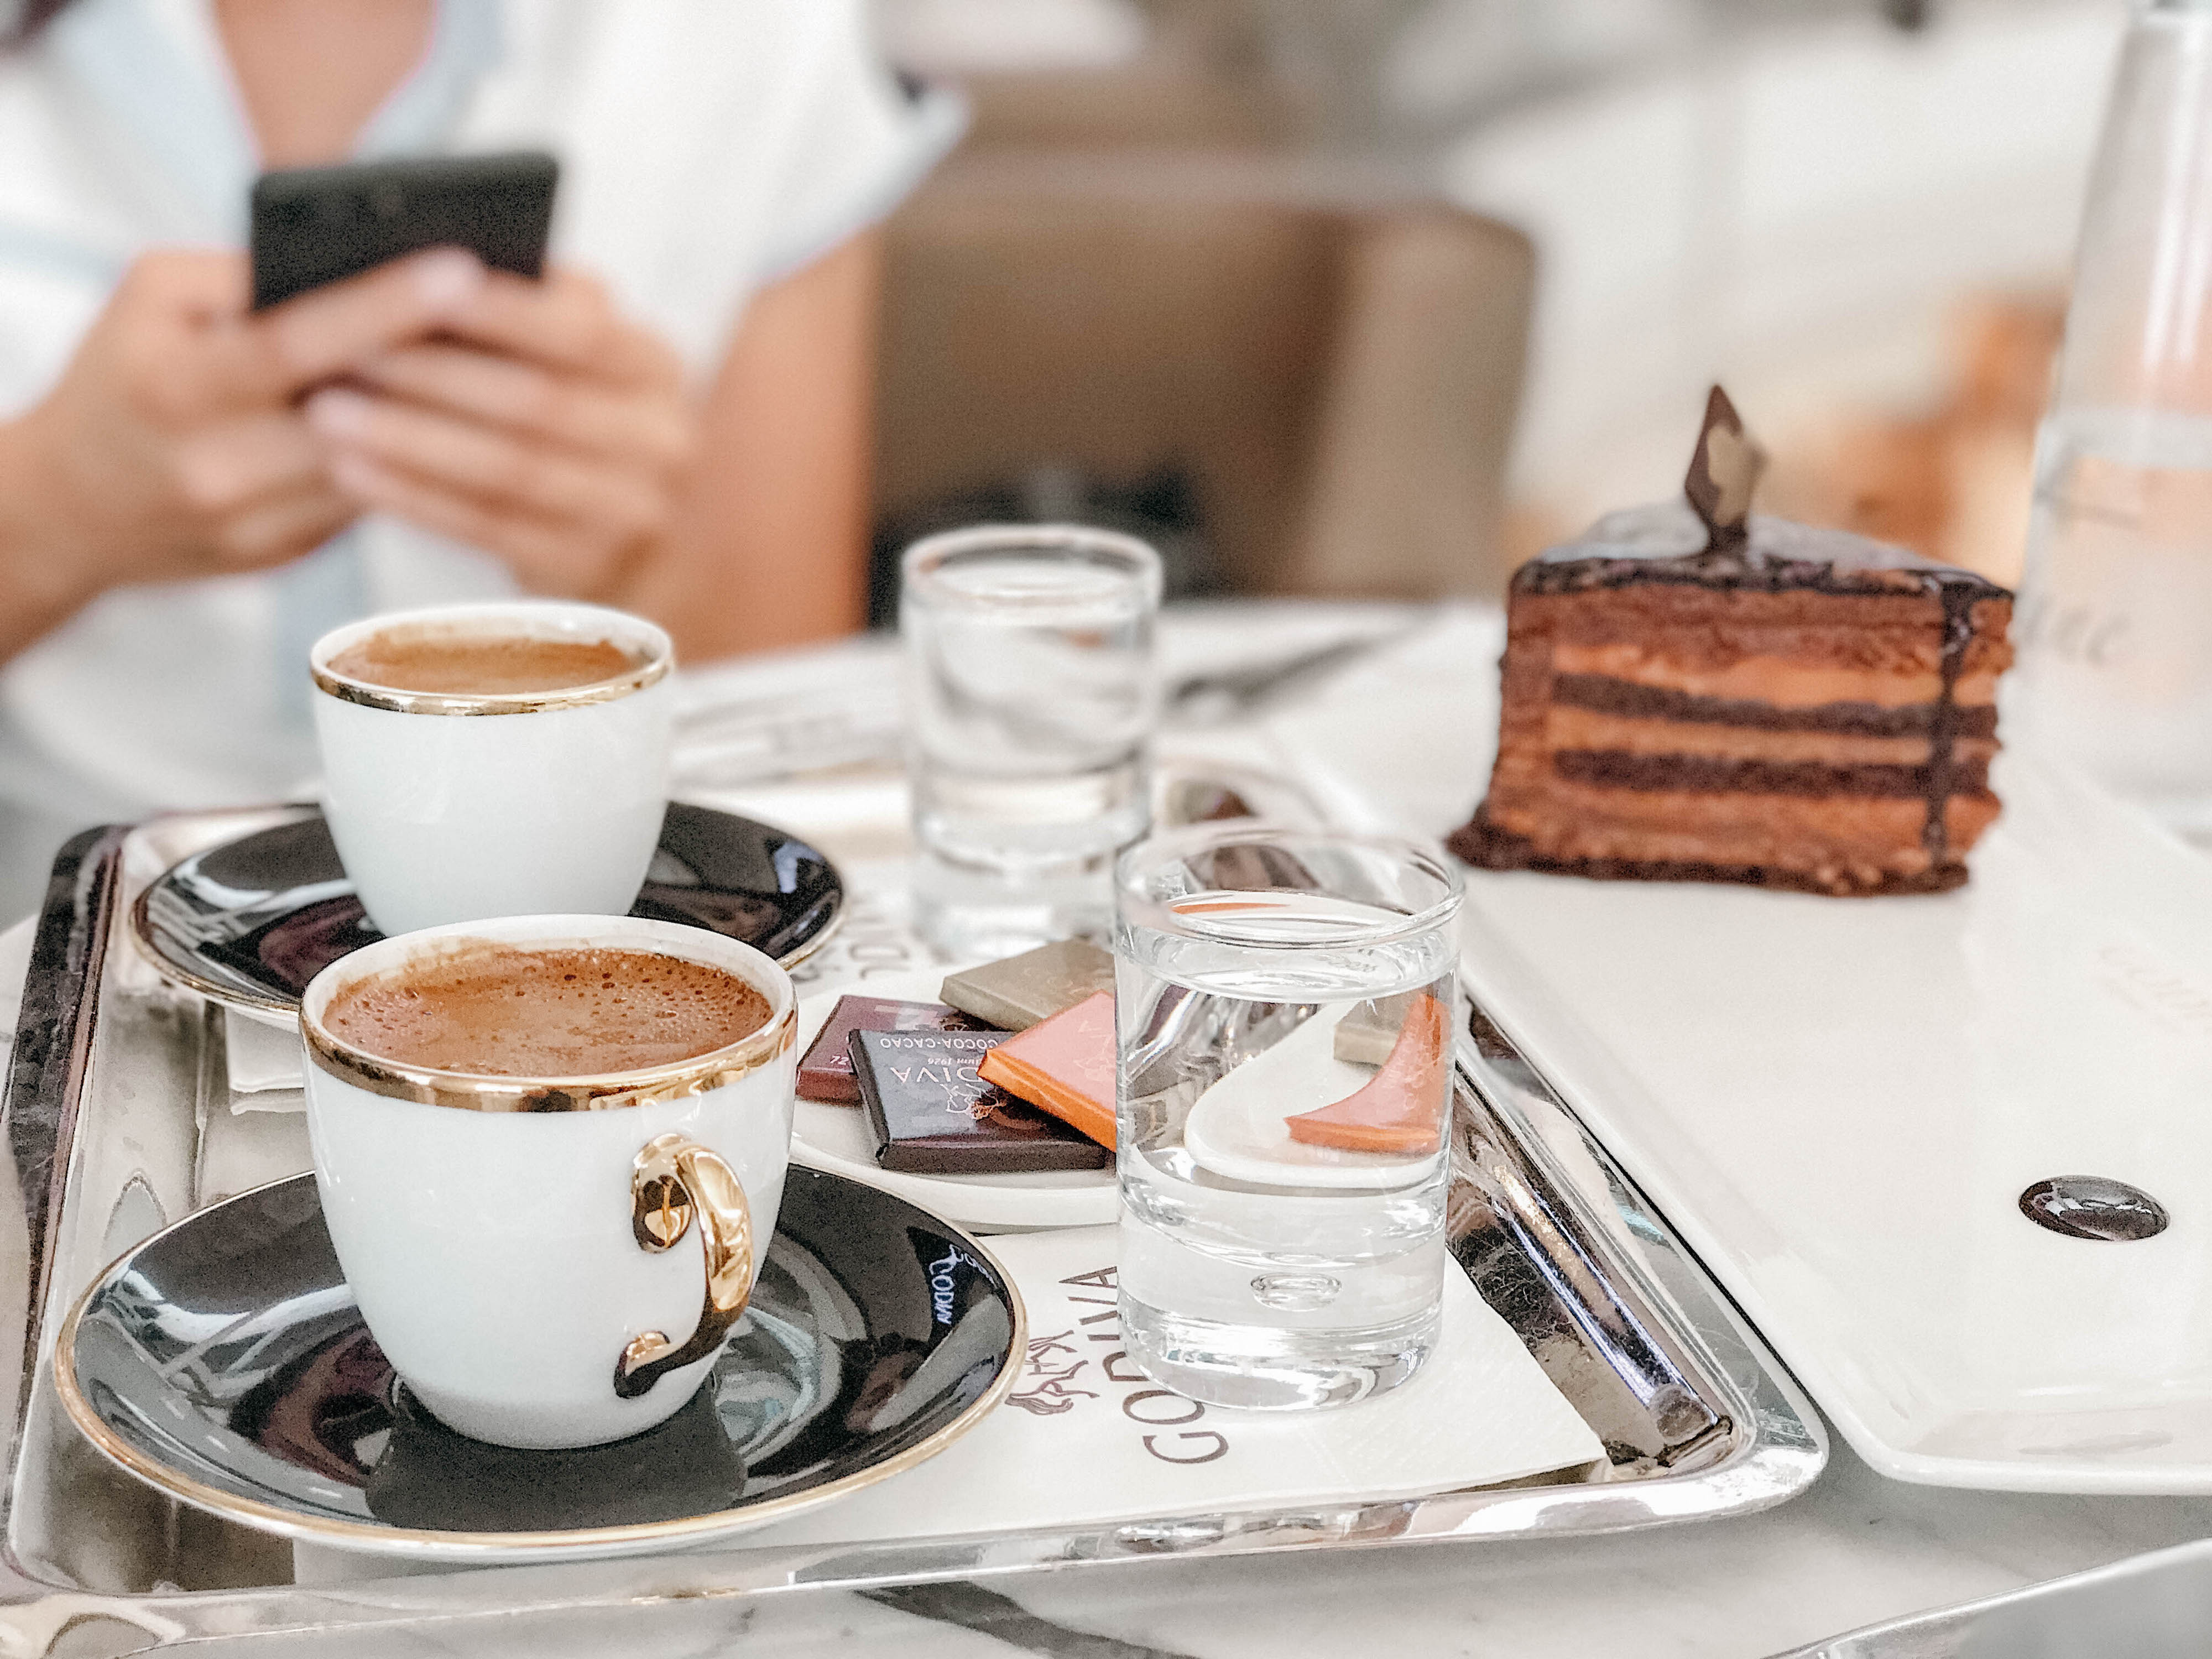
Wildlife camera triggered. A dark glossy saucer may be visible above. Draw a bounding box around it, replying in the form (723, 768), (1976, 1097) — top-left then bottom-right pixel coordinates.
(56, 1168), (1022, 1562)
(133, 802), (844, 1018)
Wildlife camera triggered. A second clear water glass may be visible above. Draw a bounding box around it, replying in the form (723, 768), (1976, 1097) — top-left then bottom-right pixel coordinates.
(902, 525), (1162, 958)
(1113, 826), (1462, 1411)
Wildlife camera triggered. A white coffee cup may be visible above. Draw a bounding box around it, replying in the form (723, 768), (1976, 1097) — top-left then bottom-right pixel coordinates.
(310, 602), (674, 938)
(299, 914), (796, 1449)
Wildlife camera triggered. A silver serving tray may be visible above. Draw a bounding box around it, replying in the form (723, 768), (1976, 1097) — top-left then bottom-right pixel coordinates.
(0, 807), (1824, 1655)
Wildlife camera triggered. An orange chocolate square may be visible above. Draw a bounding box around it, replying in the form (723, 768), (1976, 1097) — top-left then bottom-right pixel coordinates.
(976, 989), (1117, 1149)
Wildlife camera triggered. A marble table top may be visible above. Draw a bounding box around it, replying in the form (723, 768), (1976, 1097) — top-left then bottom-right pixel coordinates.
(3, 603), (2207, 1658)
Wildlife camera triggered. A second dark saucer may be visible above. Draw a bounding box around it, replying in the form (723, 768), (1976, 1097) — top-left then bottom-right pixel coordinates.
(133, 802), (844, 1019)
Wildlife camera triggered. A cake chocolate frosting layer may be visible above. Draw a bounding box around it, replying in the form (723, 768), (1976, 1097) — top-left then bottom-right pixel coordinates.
(1549, 673), (1999, 738)
(1551, 749), (1993, 800)
(1513, 504), (2008, 603)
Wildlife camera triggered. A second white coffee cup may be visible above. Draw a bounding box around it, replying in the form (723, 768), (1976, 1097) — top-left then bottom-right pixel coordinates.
(310, 601), (674, 937)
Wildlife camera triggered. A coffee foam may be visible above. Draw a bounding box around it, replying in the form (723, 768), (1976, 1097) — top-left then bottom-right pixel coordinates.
(326, 625), (645, 696)
(322, 944), (770, 1077)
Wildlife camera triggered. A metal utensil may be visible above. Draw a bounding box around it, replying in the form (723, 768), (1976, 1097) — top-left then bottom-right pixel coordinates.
(1164, 624), (1425, 725)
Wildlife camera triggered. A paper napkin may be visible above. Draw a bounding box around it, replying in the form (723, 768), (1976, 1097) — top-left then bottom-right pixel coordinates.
(740, 1225), (1605, 1549)
(225, 1009), (306, 1107)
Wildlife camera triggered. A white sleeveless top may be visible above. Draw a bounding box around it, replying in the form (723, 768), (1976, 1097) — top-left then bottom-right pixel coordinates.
(0, 0), (958, 821)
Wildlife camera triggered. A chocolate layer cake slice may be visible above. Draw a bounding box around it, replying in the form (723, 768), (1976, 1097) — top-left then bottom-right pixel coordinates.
(1452, 389), (2013, 896)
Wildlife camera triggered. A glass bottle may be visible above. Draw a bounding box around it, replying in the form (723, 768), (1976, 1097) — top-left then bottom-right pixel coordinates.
(2013, 0), (2212, 833)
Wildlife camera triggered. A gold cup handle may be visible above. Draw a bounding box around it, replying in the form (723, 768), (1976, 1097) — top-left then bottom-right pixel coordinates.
(614, 1132), (754, 1400)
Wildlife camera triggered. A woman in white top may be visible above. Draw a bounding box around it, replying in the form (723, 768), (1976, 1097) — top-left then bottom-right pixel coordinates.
(0, 0), (957, 917)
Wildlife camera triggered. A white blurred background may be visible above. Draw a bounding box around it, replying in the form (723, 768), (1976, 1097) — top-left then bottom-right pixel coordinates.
(868, 0), (2120, 595)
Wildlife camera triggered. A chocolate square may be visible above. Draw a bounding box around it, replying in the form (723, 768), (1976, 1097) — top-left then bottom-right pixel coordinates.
(1333, 993), (1416, 1067)
(939, 939), (1116, 1032)
(798, 995), (989, 1103)
(848, 1029), (1110, 1174)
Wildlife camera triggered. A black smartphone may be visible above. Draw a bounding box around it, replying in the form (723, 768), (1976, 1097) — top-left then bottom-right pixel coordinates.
(249, 151), (559, 311)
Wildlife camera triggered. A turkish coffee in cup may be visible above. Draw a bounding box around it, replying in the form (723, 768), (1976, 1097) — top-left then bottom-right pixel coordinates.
(300, 915), (797, 1450)
(310, 602), (674, 937)
(321, 627), (649, 697)
(320, 942), (770, 1077)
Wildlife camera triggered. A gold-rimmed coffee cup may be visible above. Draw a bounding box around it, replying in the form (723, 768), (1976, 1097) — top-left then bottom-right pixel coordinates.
(299, 914), (796, 1450)
(310, 601), (675, 938)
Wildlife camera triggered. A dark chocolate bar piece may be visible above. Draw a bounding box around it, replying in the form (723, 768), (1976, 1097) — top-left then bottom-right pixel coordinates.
(798, 995), (988, 1103)
(848, 1029), (1110, 1175)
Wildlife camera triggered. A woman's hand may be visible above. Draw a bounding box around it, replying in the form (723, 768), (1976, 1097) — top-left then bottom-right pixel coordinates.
(305, 267), (698, 601)
(1, 247), (485, 605)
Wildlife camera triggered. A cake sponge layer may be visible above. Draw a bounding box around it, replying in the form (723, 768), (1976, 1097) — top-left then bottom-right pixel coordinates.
(1451, 807), (1973, 897)
(1476, 779), (2001, 886)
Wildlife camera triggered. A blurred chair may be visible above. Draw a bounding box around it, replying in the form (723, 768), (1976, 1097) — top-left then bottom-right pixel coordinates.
(872, 152), (1535, 602)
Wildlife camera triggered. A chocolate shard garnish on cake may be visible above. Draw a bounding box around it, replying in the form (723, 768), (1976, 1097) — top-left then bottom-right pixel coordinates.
(940, 938), (1116, 1032)
(1451, 386), (2015, 896)
(797, 995), (988, 1103)
(848, 1029), (1109, 1173)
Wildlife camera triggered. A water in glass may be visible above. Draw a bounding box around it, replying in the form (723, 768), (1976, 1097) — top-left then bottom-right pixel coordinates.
(2013, 408), (2212, 833)
(1114, 830), (1460, 1410)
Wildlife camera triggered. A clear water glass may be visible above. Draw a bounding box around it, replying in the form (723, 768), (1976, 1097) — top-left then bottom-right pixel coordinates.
(1113, 826), (1463, 1410)
(902, 525), (1162, 958)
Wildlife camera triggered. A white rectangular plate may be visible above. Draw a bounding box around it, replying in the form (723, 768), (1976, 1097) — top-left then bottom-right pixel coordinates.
(1454, 755), (2212, 1493)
